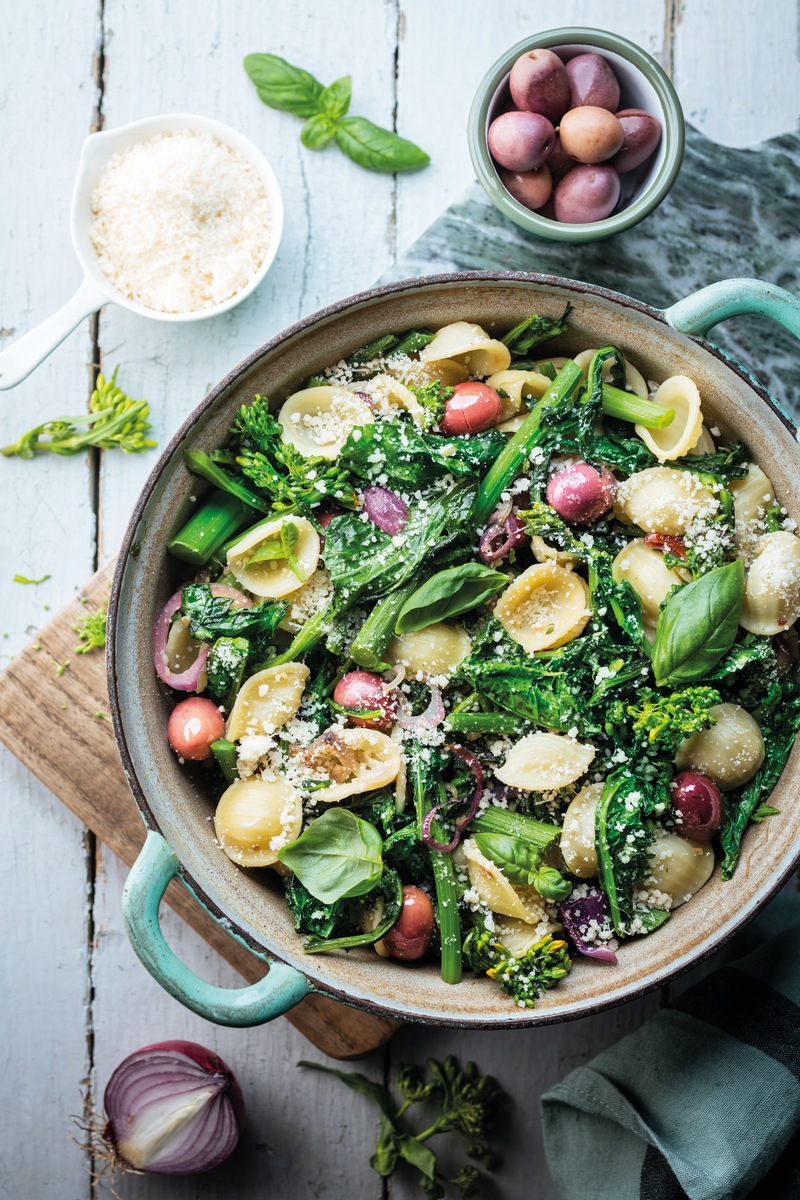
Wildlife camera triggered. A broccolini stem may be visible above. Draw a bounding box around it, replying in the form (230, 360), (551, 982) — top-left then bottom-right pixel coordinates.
(445, 712), (524, 734)
(167, 488), (251, 565)
(184, 448), (272, 513)
(594, 772), (626, 935)
(470, 809), (561, 855)
(350, 579), (419, 672)
(255, 609), (328, 670)
(210, 738), (238, 785)
(412, 762), (462, 985)
(601, 385), (675, 429)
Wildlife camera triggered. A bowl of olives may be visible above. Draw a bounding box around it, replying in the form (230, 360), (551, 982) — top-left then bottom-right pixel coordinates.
(468, 27), (684, 241)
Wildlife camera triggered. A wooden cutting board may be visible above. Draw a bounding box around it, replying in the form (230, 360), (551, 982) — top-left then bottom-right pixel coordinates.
(0, 557), (400, 1059)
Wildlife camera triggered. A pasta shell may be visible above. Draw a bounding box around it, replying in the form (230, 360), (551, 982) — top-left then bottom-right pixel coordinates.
(420, 321), (511, 378)
(227, 516), (320, 599)
(634, 376), (703, 461)
(359, 373), (425, 423)
(690, 425), (716, 455)
(227, 662), (310, 740)
(615, 466), (717, 535)
(643, 832), (715, 909)
(493, 915), (558, 958)
(311, 727), (401, 801)
(215, 776), (302, 868)
(495, 732), (596, 791)
(611, 539), (685, 631)
(494, 561), (590, 652)
(560, 782), (604, 877)
(385, 357), (469, 388)
(675, 702), (764, 791)
(731, 464), (777, 565)
(463, 840), (530, 920)
(385, 623), (471, 681)
(573, 349), (648, 398)
(278, 386), (373, 458)
(497, 414), (528, 434)
(740, 531), (800, 634)
(486, 368), (551, 421)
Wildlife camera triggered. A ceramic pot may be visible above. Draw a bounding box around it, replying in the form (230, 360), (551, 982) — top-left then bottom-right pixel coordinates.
(109, 272), (800, 1028)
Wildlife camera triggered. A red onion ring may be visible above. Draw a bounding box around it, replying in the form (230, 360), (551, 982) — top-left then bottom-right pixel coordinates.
(104, 1040), (244, 1175)
(209, 582), (253, 608)
(354, 389), (375, 410)
(479, 513), (530, 563)
(559, 891), (618, 964)
(421, 744), (483, 852)
(363, 485), (409, 535)
(153, 591), (209, 692)
(395, 685), (445, 729)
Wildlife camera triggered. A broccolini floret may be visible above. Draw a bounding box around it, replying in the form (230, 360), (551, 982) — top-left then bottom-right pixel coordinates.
(407, 380), (454, 432)
(627, 686), (722, 750)
(73, 606), (107, 654)
(463, 929), (571, 1008)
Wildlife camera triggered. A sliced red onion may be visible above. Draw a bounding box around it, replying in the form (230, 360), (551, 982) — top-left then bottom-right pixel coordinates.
(209, 582), (253, 608)
(560, 891), (618, 963)
(479, 513), (530, 563)
(644, 532), (688, 560)
(421, 744), (483, 852)
(153, 591), (210, 692)
(395, 685), (445, 730)
(363, 485), (409, 535)
(104, 1040), (245, 1175)
(354, 390), (375, 410)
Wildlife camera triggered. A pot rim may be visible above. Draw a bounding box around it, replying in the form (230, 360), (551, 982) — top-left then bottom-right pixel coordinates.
(108, 270), (800, 1027)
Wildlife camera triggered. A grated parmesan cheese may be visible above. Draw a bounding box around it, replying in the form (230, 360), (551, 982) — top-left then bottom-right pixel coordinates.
(89, 130), (271, 312)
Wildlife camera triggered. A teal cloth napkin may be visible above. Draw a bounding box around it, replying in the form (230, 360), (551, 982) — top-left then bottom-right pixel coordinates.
(541, 890), (800, 1200)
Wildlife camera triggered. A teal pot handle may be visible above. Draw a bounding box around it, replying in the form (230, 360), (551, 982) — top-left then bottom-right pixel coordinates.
(123, 831), (312, 1026)
(664, 278), (800, 340)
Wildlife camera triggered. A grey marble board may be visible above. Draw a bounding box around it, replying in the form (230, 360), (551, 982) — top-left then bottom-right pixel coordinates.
(382, 123), (800, 423)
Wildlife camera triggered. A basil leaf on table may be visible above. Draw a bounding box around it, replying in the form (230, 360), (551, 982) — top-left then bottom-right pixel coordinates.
(243, 53), (325, 117)
(396, 563), (508, 634)
(277, 809), (383, 904)
(335, 116), (430, 172)
(321, 75), (352, 119)
(300, 114), (337, 149)
(652, 559), (745, 686)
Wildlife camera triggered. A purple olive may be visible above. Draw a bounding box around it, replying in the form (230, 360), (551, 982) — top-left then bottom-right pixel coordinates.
(498, 163), (552, 211)
(546, 461), (616, 524)
(566, 53), (620, 113)
(333, 671), (397, 731)
(440, 382), (504, 435)
(509, 49), (570, 124)
(670, 771), (723, 842)
(609, 109), (663, 173)
(488, 111), (556, 172)
(559, 107), (624, 164)
(553, 164), (620, 223)
(384, 886), (435, 960)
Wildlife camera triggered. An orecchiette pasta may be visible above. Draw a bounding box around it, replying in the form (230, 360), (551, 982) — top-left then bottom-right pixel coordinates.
(739, 531), (800, 635)
(227, 516), (320, 599)
(495, 732), (596, 791)
(611, 540), (685, 637)
(385, 623), (471, 680)
(675, 702), (764, 791)
(491, 916), (553, 958)
(420, 321), (511, 378)
(634, 376), (704, 461)
(573, 348), (648, 398)
(530, 535), (578, 569)
(615, 466), (717, 535)
(358, 373), (425, 423)
(462, 841), (555, 929)
(214, 777), (303, 868)
(731, 464), (779, 565)
(560, 782), (604, 877)
(486, 368), (551, 421)
(278, 568), (334, 633)
(385, 356), (468, 388)
(278, 386), (373, 458)
(494, 561), (591, 652)
(306, 727), (401, 801)
(226, 662), (310, 740)
(644, 832), (715, 909)
(690, 425), (716, 455)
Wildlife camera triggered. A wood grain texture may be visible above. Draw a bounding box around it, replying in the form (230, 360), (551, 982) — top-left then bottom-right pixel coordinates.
(0, 560), (400, 1060)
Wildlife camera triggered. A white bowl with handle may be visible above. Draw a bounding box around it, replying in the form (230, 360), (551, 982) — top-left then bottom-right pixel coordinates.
(0, 113), (284, 391)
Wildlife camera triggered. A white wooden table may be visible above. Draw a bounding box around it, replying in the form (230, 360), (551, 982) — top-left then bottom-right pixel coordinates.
(2, 3), (798, 1196)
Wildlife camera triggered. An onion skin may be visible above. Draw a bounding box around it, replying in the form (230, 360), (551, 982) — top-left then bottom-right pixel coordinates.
(362, 486), (409, 534)
(395, 685), (445, 731)
(384, 886), (435, 960)
(670, 771), (723, 841)
(104, 1041), (244, 1175)
(333, 671), (398, 730)
(560, 891), (618, 963)
(168, 697), (226, 760)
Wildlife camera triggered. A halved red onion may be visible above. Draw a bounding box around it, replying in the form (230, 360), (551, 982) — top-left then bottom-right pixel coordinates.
(395, 685), (445, 730)
(421, 744), (483, 852)
(559, 891), (618, 963)
(363, 486), (409, 535)
(209, 582), (253, 608)
(153, 591), (209, 692)
(479, 513), (530, 563)
(104, 1040), (245, 1175)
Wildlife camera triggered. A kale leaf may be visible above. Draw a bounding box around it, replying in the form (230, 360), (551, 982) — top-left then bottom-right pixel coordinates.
(285, 875), (362, 940)
(502, 304), (571, 360)
(595, 768), (665, 935)
(339, 419), (502, 490)
(180, 582), (287, 647)
(205, 636), (249, 708)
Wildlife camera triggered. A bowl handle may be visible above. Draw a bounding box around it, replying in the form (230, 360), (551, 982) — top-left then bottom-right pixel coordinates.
(664, 278), (800, 341)
(123, 830), (313, 1026)
(0, 277), (109, 391)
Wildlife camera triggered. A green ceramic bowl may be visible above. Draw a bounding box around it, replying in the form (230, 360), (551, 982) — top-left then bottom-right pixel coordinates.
(468, 27), (685, 242)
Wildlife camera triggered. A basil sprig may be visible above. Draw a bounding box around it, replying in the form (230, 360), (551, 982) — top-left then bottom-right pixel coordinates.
(474, 833), (571, 902)
(652, 558), (745, 687)
(277, 809), (383, 904)
(395, 563), (508, 634)
(244, 54), (429, 173)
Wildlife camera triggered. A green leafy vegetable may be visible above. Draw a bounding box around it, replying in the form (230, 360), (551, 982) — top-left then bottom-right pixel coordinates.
(473, 833), (571, 900)
(595, 770), (659, 935)
(627, 686), (722, 750)
(2, 367), (155, 459)
(302, 869), (404, 953)
(501, 305), (571, 358)
(463, 928), (571, 1008)
(183, 449), (272, 513)
(340, 419), (482, 490)
(409, 744), (463, 985)
(180, 583), (287, 650)
(277, 808), (383, 903)
(246, 520), (307, 582)
(407, 380), (453, 432)
(396, 564), (508, 634)
(244, 53), (429, 173)
(652, 559), (745, 686)
(13, 573), (50, 584)
(73, 606), (108, 654)
(205, 636), (249, 708)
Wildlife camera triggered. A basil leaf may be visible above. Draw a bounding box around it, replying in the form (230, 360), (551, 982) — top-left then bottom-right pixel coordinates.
(301, 114), (337, 149)
(277, 809), (383, 903)
(474, 833), (540, 886)
(652, 559), (745, 686)
(247, 521), (306, 582)
(243, 53), (325, 117)
(396, 563), (508, 633)
(334, 115), (430, 173)
(321, 75), (351, 119)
